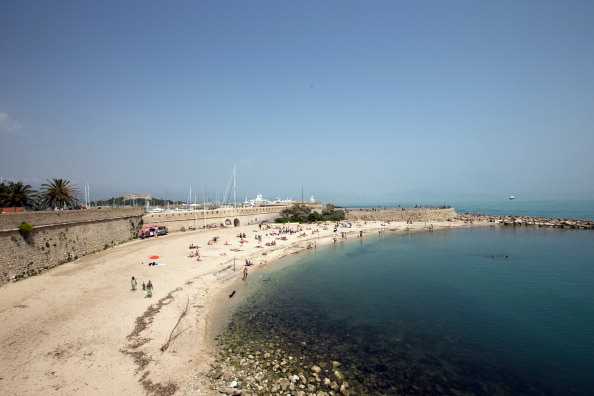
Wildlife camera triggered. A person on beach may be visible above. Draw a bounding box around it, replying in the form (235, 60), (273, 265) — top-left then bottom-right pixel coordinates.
(131, 276), (137, 291)
(142, 281), (146, 291)
(243, 267), (248, 281)
(146, 280), (153, 298)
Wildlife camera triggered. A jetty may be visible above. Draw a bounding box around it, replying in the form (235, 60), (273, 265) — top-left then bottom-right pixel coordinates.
(455, 213), (594, 229)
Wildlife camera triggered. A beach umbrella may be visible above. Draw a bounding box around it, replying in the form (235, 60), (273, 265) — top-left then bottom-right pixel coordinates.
(149, 255), (159, 259)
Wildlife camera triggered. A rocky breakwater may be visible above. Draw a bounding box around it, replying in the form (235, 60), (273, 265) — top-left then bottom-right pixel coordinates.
(455, 213), (594, 229)
(346, 207), (456, 223)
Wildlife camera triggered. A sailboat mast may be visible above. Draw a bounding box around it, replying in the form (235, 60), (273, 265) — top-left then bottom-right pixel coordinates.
(233, 165), (237, 207)
(203, 184), (207, 227)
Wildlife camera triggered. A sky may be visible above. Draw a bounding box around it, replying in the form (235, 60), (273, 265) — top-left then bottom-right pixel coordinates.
(1, 1), (593, 204)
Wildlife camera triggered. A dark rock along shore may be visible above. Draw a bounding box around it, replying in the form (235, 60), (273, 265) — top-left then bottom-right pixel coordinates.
(455, 213), (593, 229)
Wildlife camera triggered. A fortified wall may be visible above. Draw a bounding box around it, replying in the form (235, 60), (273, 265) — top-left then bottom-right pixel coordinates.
(346, 207), (457, 223)
(0, 206), (291, 285)
(0, 208), (144, 284)
(142, 205), (292, 232)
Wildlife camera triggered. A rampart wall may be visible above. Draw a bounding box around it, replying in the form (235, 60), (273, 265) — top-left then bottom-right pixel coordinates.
(346, 207), (457, 222)
(0, 209), (144, 284)
(0, 208), (144, 228)
(142, 206), (291, 231)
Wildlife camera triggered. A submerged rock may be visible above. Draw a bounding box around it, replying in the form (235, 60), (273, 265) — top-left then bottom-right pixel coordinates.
(334, 370), (345, 381)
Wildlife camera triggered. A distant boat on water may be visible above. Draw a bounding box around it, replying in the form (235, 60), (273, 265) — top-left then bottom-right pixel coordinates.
(509, 195), (515, 200)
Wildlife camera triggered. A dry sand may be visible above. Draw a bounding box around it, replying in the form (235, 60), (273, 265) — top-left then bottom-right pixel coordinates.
(0, 218), (470, 395)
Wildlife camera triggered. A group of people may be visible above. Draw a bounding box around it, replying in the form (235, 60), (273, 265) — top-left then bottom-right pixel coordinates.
(188, 244), (201, 259)
(188, 250), (201, 258)
(130, 276), (153, 298)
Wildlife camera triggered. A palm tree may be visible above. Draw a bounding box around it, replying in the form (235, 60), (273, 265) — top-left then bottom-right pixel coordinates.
(0, 180), (7, 200)
(39, 178), (79, 210)
(0, 181), (37, 211)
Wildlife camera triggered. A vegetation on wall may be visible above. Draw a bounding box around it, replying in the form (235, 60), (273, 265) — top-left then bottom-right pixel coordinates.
(18, 221), (34, 238)
(275, 203), (345, 223)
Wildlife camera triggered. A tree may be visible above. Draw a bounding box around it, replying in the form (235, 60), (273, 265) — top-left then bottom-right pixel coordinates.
(39, 178), (79, 209)
(323, 209), (345, 221)
(279, 203), (313, 223)
(0, 180), (7, 208)
(308, 211), (323, 222)
(0, 181), (37, 211)
(322, 203), (336, 215)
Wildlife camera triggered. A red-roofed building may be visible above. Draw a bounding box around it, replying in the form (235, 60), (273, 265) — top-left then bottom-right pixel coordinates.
(0, 207), (26, 213)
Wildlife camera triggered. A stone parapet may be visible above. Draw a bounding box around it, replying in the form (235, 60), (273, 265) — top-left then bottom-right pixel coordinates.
(143, 206), (290, 231)
(0, 208), (144, 229)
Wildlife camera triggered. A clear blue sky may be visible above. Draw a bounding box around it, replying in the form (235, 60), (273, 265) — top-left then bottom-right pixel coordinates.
(1, 1), (593, 204)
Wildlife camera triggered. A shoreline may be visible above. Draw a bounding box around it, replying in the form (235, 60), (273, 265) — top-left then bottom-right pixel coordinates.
(0, 218), (477, 395)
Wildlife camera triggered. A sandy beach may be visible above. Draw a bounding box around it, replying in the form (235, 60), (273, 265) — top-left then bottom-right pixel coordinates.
(0, 218), (470, 395)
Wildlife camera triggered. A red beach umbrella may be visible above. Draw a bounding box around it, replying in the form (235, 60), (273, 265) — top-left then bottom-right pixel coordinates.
(149, 255), (159, 259)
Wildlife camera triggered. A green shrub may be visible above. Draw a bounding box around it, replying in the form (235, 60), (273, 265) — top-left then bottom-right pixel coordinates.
(18, 222), (34, 237)
(322, 210), (346, 221)
(308, 211), (323, 222)
(289, 214), (306, 223)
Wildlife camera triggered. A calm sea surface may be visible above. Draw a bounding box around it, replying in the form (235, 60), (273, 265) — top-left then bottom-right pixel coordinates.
(220, 226), (594, 395)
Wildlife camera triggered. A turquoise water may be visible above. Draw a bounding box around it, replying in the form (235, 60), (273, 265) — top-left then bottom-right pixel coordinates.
(223, 227), (594, 395)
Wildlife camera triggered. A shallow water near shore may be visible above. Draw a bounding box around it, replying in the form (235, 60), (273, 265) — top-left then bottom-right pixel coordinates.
(216, 226), (594, 395)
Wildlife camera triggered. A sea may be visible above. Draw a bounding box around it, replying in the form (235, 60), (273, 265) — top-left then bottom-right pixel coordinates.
(216, 197), (594, 395)
(340, 194), (594, 222)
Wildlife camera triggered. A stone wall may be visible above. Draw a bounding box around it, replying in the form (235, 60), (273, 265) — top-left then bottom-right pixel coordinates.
(346, 207), (457, 223)
(143, 206), (291, 232)
(0, 208), (144, 228)
(0, 209), (144, 284)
